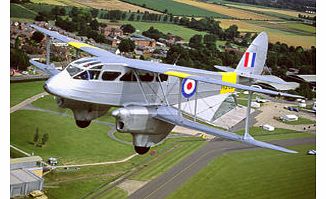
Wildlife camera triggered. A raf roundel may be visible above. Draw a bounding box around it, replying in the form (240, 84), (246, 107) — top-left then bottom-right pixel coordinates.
(181, 78), (197, 98)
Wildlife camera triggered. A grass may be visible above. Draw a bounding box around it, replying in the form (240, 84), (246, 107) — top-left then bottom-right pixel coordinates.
(45, 176), (116, 199)
(10, 3), (38, 19)
(235, 127), (315, 141)
(97, 187), (128, 199)
(44, 136), (204, 199)
(30, 0), (67, 6)
(130, 137), (205, 181)
(10, 110), (134, 164)
(32, 94), (66, 112)
(114, 132), (133, 143)
(10, 81), (45, 107)
(167, 144), (316, 199)
(176, 0), (278, 20)
(122, 0), (229, 18)
(280, 117), (315, 125)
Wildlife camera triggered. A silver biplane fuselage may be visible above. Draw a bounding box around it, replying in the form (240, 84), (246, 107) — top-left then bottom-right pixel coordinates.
(45, 56), (238, 122)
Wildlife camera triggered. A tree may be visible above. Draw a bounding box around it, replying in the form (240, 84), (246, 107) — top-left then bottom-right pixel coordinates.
(33, 128), (39, 146)
(90, 8), (99, 18)
(142, 27), (166, 41)
(121, 24), (136, 34)
(90, 19), (99, 30)
(189, 34), (203, 49)
(10, 48), (29, 71)
(225, 25), (239, 40)
(41, 133), (49, 145)
(31, 31), (45, 43)
(118, 39), (135, 53)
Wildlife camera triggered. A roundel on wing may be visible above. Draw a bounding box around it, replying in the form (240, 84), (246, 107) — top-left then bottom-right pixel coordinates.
(182, 78), (197, 98)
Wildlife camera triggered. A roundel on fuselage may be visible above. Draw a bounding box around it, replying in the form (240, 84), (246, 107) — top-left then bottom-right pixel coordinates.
(181, 78), (197, 98)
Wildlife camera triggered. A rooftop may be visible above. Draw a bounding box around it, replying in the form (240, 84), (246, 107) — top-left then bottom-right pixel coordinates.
(10, 156), (42, 165)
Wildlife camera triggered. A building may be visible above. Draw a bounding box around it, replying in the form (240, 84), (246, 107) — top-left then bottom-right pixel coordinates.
(255, 75), (300, 91)
(10, 156), (44, 198)
(287, 74), (316, 91)
(100, 26), (123, 37)
(107, 36), (121, 47)
(130, 34), (156, 48)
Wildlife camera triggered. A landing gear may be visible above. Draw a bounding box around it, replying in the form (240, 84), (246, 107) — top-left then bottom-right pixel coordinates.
(75, 120), (91, 128)
(134, 146), (150, 155)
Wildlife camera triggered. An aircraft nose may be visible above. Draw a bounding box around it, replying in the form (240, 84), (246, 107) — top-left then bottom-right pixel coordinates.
(44, 70), (70, 96)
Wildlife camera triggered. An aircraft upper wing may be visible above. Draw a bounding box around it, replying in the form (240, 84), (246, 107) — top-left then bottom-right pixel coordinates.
(30, 24), (120, 58)
(155, 106), (297, 153)
(31, 24), (302, 99)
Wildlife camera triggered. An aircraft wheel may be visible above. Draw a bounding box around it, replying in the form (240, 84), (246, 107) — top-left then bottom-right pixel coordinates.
(75, 120), (91, 128)
(134, 146), (150, 155)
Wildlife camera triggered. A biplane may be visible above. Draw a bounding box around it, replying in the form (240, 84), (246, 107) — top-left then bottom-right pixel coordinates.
(29, 24), (301, 154)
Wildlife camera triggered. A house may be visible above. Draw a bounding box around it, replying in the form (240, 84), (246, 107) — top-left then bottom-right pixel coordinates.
(107, 36), (121, 47)
(130, 34), (156, 48)
(100, 26), (123, 37)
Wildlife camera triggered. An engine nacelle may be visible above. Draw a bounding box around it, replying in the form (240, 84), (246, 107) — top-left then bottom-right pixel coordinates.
(112, 106), (175, 148)
(56, 97), (110, 123)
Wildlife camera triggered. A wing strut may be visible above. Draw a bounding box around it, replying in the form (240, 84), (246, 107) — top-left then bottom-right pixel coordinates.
(46, 36), (52, 65)
(244, 91), (254, 140)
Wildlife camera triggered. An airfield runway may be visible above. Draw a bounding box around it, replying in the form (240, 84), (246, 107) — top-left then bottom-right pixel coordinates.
(129, 136), (315, 199)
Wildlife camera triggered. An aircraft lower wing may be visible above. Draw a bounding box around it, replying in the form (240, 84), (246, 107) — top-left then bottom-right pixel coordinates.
(155, 106), (297, 153)
(29, 59), (60, 76)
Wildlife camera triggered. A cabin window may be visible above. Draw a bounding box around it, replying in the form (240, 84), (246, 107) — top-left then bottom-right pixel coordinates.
(156, 74), (168, 82)
(120, 72), (137, 81)
(73, 71), (90, 80)
(102, 71), (121, 81)
(138, 72), (154, 82)
(83, 61), (101, 67)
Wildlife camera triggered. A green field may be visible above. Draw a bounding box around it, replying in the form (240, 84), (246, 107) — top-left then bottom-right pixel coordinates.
(10, 110), (134, 164)
(130, 137), (204, 181)
(235, 127), (315, 141)
(10, 3), (37, 19)
(10, 81), (45, 107)
(168, 144), (315, 199)
(98, 20), (207, 41)
(122, 0), (229, 18)
(280, 117), (315, 125)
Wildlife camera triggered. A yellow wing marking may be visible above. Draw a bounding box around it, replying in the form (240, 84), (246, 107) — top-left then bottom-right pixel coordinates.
(68, 41), (96, 49)
(219, 72), (237, 94)
(164, 71), (191, 79)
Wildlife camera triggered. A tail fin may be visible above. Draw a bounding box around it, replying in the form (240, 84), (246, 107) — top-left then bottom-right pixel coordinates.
(236, 32), (268, 75)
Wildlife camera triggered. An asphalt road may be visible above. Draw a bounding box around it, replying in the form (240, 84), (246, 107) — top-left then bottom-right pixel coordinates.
(129, 137), (315, 199)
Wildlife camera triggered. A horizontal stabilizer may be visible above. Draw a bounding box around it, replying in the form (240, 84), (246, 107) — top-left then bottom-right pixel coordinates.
(155, 106), (297, 154)
(29, 59), (60, 76)
(214, 65), (236, 72)
(239, 73), (290, 85)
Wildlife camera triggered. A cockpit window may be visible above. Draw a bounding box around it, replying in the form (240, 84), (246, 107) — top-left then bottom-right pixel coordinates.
(67, 65), (82, 76)
(102, 71), (121, 81)
(120, 71), (137, 81)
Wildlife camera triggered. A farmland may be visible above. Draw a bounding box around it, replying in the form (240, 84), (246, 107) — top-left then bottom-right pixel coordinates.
(175, 0), (279, 20)
(10, 3), (37, 19)
(167, 144), (316, 199)
(30, 0), (160, 13)
(218, 19), (316, 48)
(225, 3), (315, 19)
(121, 0), (229, 18)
